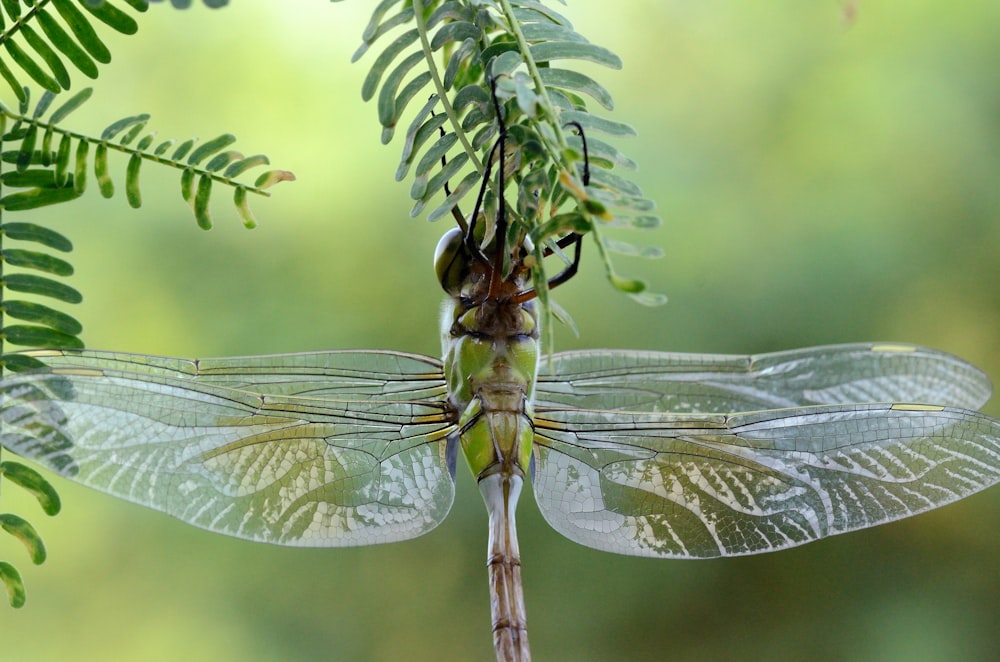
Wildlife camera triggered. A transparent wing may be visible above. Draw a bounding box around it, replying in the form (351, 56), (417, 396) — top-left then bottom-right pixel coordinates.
(27, 348), (448, 400)
(538, 343), (993, 412)
(0, 350), (457, 547)
(532, 403), (1000, 558)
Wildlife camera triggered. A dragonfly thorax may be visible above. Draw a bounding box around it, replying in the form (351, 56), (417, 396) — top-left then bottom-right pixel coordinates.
(434, 227), (539, 351)
(439, 282), (541, 411)
(441, 292), (539, 482)
(436, 229), (540, 481)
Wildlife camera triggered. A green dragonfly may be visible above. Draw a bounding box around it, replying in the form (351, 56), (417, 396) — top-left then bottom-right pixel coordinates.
(4, 96), (1000, 662)
(3, 335), (1000, 662)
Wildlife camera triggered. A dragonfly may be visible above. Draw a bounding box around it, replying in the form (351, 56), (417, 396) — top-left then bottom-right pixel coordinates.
(3, 88), (1000, 662)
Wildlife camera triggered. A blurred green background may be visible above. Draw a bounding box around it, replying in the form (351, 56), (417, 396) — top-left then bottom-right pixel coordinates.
(3, 1), (1000, 660)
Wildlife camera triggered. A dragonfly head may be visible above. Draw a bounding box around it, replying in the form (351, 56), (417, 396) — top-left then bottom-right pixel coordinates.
(435, 226), (539, 369)
(434, 225), (535, 304)
(434, 78), (585, 311)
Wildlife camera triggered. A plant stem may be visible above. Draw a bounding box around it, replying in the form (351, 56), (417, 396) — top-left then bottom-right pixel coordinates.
(412, 0), (483, 175)
(496, 0), (570, 157)
(0, 108), (273, 199)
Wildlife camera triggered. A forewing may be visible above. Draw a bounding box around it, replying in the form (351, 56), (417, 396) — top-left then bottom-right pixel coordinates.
(532, 403), (1000, 558)
(537, 343), (993, 412)
(0, 354), (457, 547)
(26, 348), (447, 400)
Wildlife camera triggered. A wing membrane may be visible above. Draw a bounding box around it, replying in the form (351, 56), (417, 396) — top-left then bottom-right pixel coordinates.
(26, 348), (447, 400)
(532, 403), (1000, 558)
(0, 351), (457, 547)
(538, 343), (993, 412)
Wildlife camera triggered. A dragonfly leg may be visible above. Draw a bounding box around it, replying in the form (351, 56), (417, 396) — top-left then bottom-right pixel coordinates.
(510, 119), (591, 303)
(540, 233), (583, 291)
(563, 120), (591, 186)
(430, 102), (470, 231)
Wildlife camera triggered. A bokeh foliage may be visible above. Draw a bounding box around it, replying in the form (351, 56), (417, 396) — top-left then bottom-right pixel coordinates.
(0, 0), (292, 608)
(1, 1), (999, 660)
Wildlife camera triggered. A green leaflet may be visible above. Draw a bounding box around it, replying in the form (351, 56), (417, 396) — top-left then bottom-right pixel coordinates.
(4, 39), (60, 93)
(36, 9), (100, 79)
(397, 100), (448, 179)
(1, 300), (82, 336)
(15, 125), (37, 172)
(82, 0), (140, 35)
(362, 28), (420, 102)
(529, 41), (622, 69)
(52, 0), (112, 64)
(1, 249), (73, 277)
(233, 186), (256, 229)
(0, 562), (26, 608)
(94, 142), (114, 197)
(2, 325), (83, 349)
(0, 352), (48, 372)
(414, 131), (459, 179)
(0, 0), (21, 20)
(73, 138), (89, 194)
(224, 154), (269, 179)
(204, 151), (236, 172)
(126, 153), (142, 207)
(172, 138), (195, 160)
(254, 169), (295, 189)
(537, 68), (613, 110)
(195, 173), (212, 229)
(0, 515), (46, 565)
(381, 66), (431, 131)
(25, 35), (71, 95)
(153, 138), (176, 156)
(1, 223), (73, 252)
(188, 134), (237, 166)
(2, 169), (59, 188)
(180, 167), (195, 206)
(119, 122), (146, 146)
(0, 462), (61, 517)
(0, 60), (26, 104)
(426, 170), (479, 221)
(101, 114), (150, 141)
(3, 273), (82, 304)
(0, 185), (81, 211)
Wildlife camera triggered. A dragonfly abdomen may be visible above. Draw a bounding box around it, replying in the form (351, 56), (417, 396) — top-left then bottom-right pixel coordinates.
(481, 471), (531, 662)
(458, 387), (535, 481)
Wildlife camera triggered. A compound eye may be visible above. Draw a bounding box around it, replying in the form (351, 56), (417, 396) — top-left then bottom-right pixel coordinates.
(434, 227), (469, 295)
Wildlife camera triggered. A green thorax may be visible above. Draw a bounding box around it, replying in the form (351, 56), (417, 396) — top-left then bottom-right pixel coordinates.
(440, 259), (540, 482)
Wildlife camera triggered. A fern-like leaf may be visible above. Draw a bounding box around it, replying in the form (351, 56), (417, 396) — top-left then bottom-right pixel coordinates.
(0, 87), (73, 609)
(0, 0), (247, 611)
(0, 214), (82, 349)
(0, 88), (294, 229)
(0, 0), (146, 100)
(351, 0), (664, 312)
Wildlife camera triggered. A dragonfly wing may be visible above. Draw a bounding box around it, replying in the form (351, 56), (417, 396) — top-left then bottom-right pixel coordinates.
(0, 353), (457, 547)
(532, 403), (1000, 558)
(25, 348), (447, 400)
(537, 343), (993, 412)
